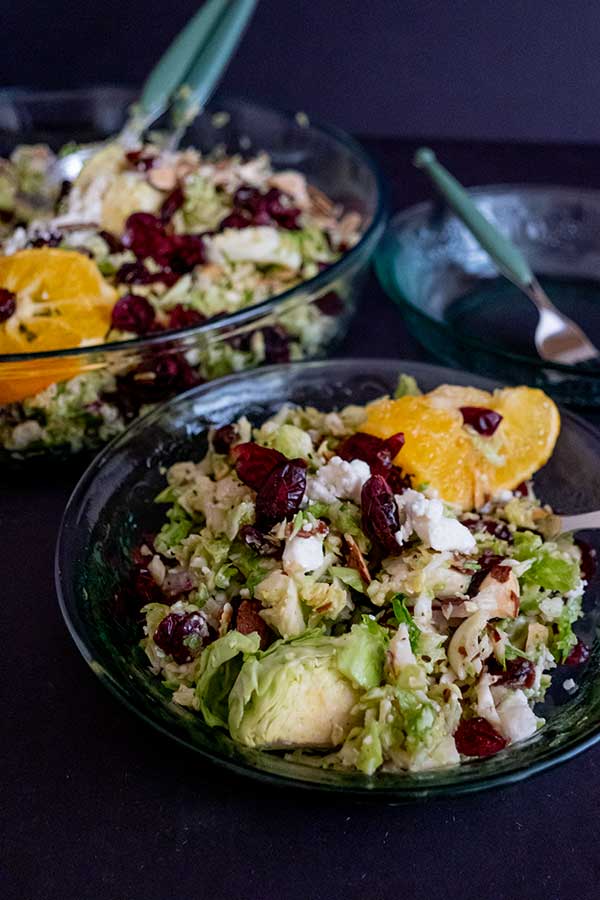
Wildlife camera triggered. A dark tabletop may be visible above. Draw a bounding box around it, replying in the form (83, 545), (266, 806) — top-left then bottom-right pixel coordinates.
(5, 138), (600, 900)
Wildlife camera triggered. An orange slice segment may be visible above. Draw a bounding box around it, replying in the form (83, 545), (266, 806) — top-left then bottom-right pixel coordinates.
(0, 248), (117, 403)
(363, 395), (494, 508)
(362, 384), (560, 510)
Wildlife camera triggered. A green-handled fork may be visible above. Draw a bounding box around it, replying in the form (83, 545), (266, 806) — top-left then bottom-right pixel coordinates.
(54, 0), (258, 184)
(414, 147), (600, 367)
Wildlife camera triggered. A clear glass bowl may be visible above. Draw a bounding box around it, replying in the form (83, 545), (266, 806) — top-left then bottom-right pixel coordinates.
(0, 88), (387, 462)
(375, 186), (600, 406)
(56, 359), (600, 800)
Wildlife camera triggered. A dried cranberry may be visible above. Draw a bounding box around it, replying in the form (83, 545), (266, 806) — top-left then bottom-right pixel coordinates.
(151, 353), (199, 392)
(514, 482), (529, 497)
(154, 611), (210, 664)
(232, 442), (286, 491)
(233, 185), (263, 211)
(315, 291), (344, 316)
(385, 467), (413, 494)
(123, 212), (173, 266)
(262, 325), (290, 364)
(219, 211), (252, 230)
(160, 186), (185, 223)
(454, 717), (507, 757)
(169, 233), (206, 272)
(111, 352), (201, 414)
(361, 474), (401, 556)
(29, 230), (62, 248)
(0, 288), (16, 322)
(111, 293), (156, 334)
(125, 149), (156, 171)
(460, 406), (503, 436)
(166, 304), (206, 331)
(564, 639), (590, 666)
(575, 538), (597, 583)
(467, 552), (506, 596)
(263, 188), (301, 230)
(239, 524), (282, 558)
(235, 599), (273, 649)
(116, 261), (154, 285)
(212, 423), (239, 455)
(99, 229), (123, 253)
(134, 567), (164, 606)
(255, 458), (308, 529)
(232, 184), (300, 230)
(113, 564), (163, 620)
(488, 656), (536, 688)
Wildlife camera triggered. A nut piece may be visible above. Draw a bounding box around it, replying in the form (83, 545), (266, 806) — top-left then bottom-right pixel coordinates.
(147, 166), (178, 192)
(344, 532), (371, 584)
(471, 565), (520, 619)
(268, 171), (310, 208)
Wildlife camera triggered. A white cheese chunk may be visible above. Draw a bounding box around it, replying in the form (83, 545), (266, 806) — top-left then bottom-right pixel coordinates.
(282, 533), (325, 575)
(496, 689), (539, 743)
(394, 488), (476, 553)
(306, 456), (371, 506)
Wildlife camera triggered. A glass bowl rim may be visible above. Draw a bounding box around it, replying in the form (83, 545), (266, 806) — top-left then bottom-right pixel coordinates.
(0, 87), (388, 364)
(55, 357), (600, 798)
(376, 183), (600, 376)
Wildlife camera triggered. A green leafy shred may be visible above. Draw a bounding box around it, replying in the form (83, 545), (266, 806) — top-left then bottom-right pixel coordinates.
(390, 593), (420, 651)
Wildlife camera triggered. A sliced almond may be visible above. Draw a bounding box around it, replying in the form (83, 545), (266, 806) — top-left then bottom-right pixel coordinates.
(147, 166), (178, 192)
(344, 532), (371, 584)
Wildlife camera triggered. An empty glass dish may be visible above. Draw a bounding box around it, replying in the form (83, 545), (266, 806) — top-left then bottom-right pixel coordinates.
(376, 186), (600, 406)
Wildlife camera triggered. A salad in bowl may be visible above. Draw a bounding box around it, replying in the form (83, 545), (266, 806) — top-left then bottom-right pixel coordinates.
(0, 91), (384, 459)
(122, 374), (593, 776)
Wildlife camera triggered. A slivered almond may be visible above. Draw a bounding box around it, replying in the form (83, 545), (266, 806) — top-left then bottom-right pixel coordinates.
(344, 533), (371, 584)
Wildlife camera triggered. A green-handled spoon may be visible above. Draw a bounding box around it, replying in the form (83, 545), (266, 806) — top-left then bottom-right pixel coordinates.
(54, 0), (258, 184)
(414, 147), (600, 366)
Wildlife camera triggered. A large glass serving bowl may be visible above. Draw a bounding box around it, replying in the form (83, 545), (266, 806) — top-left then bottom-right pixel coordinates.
(0, 88), (386, 462)
(375, 186), (600, 406)
(56, 359), (600, 800)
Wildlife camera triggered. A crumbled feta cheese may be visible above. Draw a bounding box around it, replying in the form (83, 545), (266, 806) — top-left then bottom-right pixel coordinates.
(563, 678), (578, 693)
(207, 226), (302, 269)
(394, 489), (476, 553)
(496, 689), (539, 743)
(282, 533), (325, 575)
(306, 456), (371, 506)
(539, 596), (565, 622)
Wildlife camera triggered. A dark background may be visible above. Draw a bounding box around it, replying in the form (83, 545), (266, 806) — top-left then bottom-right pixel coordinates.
(4, 0), (600, 141)
(5, 3), (600, 899)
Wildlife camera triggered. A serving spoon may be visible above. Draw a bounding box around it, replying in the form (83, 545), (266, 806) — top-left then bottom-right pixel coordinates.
(49, 0), (258, 187)
(414, 147), (600, 367)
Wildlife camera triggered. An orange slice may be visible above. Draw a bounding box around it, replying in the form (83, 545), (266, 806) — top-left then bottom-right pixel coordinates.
(362, 384), (560, 509)
(0, 248), (117, 403)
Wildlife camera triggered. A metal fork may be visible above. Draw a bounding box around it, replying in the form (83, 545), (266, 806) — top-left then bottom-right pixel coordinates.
(414, 147), (600, 366)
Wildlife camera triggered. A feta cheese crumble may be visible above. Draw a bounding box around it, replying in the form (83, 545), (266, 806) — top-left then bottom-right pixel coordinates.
(306, 456), (371, 506)
(394, 488), (476, 553)
(496, 689), (539, 743)
(282, 533), (325, 575)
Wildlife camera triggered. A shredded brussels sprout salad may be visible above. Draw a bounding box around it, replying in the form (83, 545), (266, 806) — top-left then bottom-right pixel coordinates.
(0, 139), (359, 455)
(132, 378), (591, 774)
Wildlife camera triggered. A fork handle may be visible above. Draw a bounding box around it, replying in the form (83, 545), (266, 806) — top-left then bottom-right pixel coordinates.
(560, 511), (600, 533)
(414, 147), (534, 291)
